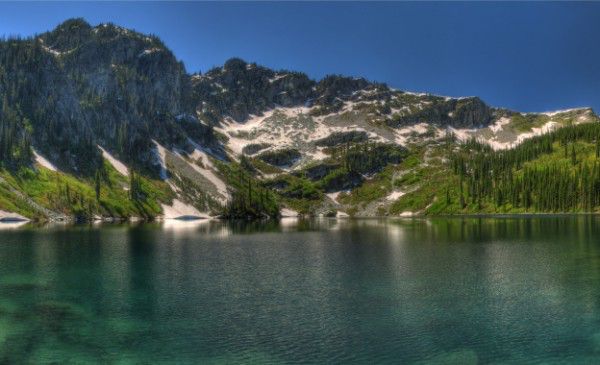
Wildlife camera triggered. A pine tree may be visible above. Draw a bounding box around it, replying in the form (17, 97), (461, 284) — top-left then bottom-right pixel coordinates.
(94, 170), (101, 202)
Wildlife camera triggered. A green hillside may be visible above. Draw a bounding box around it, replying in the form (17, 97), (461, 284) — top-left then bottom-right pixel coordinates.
(387, 123), (600, 215)
(1, 19), (600, 221)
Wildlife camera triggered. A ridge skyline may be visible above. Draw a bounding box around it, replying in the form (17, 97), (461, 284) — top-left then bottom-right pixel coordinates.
(1, 2), (598, 113)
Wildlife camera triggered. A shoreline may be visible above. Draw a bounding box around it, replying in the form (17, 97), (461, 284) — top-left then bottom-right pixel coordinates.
(3, 212), (600, 227)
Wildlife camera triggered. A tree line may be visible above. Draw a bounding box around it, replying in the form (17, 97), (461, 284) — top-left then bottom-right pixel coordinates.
(450, 123), (600, 212)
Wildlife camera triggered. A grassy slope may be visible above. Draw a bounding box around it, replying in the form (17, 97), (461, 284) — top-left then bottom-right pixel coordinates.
(389, 140), (600, 216)
(327, 143), (452, 216)
(3, 119), (600, 220)
(5, 139), (598, 219)
(0, 160), (173, 220)
(329, 127), (600, 216)
(0, 181), (40, 218)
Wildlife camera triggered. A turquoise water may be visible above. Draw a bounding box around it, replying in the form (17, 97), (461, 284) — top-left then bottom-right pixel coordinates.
(2, 217), (600, 364)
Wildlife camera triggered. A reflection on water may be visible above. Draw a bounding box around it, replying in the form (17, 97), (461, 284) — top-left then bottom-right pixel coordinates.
(0, 220), (28, 230)
(2, 216), (600, 364)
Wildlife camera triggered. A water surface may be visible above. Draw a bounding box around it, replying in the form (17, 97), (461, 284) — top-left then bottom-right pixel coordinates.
(1, 217), (600, 364)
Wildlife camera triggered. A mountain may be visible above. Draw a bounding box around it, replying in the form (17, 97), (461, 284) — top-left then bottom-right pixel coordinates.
(0, 18), (599, 222)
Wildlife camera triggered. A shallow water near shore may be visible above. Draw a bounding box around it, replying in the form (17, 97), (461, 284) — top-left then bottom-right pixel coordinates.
(2, 217), (600, 364)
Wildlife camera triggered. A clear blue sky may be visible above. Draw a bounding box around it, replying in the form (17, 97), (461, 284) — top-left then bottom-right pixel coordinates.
(0, 1), (599, 113)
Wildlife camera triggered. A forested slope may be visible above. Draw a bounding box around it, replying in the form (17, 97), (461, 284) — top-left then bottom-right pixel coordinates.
(0, 19), (599, 221)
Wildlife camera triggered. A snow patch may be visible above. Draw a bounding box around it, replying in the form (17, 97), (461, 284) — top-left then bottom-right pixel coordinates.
(41, 45), (61, 56)
(269, 74), (288, 83)
(280, 208), (299, 217)
(33, 150), (58, 172)
(38, 38), (62, 56)
(403, 91), (427, 97)
(137, 48), (161, 58)
(219, 106), (393, 167)
(542, 108), (585, 117)
(98, 146), (129, 176)
(448, 127), (477, 142)
(182, 156), (229, 202)
(185, 141), (229, 201)
(386, 191), (405, 201)
(306, 148), (329, 161)
(516, 121), (558, 144)
(487, 121), (559, 150)
(397, 123), (430, 136)
(326, 192), (341, 204)
(488, 117), (511, 133)
(161, 199), (209, 220)
(327, 191), (351, 204)
(154, 140), (228, 203)
(153, 141), (168, 180)
(0, 210), (28, 222)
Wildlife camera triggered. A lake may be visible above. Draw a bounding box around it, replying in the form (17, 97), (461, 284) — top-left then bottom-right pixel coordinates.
(1, 217), (600, 364)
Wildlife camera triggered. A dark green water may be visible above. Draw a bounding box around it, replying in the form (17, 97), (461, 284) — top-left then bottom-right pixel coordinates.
(2, 217), (600, 364)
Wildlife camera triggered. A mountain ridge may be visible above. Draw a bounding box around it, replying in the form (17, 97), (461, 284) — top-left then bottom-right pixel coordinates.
(0, 18), (598, 222)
